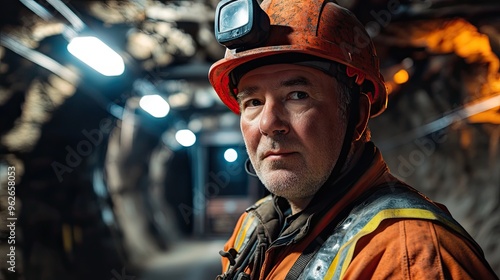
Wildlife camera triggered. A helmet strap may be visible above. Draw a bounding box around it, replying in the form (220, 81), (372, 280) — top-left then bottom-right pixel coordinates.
(328, 84), (360, 184)
(299, 84), (362, 213)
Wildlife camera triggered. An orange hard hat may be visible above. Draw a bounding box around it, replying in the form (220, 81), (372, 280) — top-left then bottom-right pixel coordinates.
(209, 0), (388, 117)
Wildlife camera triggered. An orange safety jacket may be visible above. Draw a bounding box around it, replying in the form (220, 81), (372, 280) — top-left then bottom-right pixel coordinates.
(218, 143), (498, 280)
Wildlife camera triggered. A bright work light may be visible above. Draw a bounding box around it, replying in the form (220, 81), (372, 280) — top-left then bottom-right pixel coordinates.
(139, 94), (170, 118)
(215, 0), (270, 50)
(175, 129), (196, 147)
(224, 148), (238, 163)
(67, 36), (125, 76)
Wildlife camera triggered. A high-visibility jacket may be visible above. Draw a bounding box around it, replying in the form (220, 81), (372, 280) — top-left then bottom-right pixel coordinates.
(218, 143), (498, 280)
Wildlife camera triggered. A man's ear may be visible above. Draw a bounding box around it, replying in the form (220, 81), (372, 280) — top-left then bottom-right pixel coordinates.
(354, 93), (371, 141)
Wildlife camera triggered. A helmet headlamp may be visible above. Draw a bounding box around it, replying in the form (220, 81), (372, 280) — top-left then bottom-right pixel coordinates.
(215, 0), (270, 50)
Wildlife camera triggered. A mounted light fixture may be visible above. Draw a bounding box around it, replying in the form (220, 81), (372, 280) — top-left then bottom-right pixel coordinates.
(67, 36), (125, 76)
(139, 94), (170, 118)
(175, 129), (197, 147)
(214, 0), (270, 50)
(20, 0), (125, 77)
(224, 148), (238, 163)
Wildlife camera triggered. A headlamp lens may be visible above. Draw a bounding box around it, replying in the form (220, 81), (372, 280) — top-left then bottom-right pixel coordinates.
(215, 0), (270, 50)
(219, 0), (249, 33)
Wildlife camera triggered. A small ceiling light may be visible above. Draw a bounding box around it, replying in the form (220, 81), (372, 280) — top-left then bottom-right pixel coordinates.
(393, 69), (409, 84)
(139, 94), (170, 118)
(224, 148), (238, 163)
(67, 36), (125, 76)
(175, 129), (196, 147)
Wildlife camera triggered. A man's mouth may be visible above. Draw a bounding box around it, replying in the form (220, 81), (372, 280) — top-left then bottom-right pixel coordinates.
(263, 151), (296, 159)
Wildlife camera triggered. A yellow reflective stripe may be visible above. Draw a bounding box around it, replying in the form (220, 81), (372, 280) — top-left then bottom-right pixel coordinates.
(235, 214), (257, 251)
(224, 214), (257, 272)
(224, 196), (270, 273)
(234, 196), (270, 251)
(323, 208), (441, 280)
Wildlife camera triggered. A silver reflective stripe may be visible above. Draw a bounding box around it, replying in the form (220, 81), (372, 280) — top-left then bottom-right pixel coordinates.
(299, 187), (468, 279)
(298, 212), (358, 280)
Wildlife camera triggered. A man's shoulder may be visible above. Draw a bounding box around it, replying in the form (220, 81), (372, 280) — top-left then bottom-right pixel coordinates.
(362, 183), (443, 212)
(336, 183), (480, 256)
(307, 184), (489, 279)
(352, 184), (459, 232)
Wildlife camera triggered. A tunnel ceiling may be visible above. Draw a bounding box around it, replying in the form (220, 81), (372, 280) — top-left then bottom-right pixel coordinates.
(0, 0), (499, 162)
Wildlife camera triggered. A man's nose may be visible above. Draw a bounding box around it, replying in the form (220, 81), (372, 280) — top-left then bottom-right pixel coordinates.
(258, 101), (289, 136)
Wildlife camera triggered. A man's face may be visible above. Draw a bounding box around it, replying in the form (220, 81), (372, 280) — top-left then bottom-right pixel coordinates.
(237, 64), (346, 201)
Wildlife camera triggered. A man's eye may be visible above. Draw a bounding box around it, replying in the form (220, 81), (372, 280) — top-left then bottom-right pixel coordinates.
(289, 91), (309, 100)
(244, 99), (262, 108)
